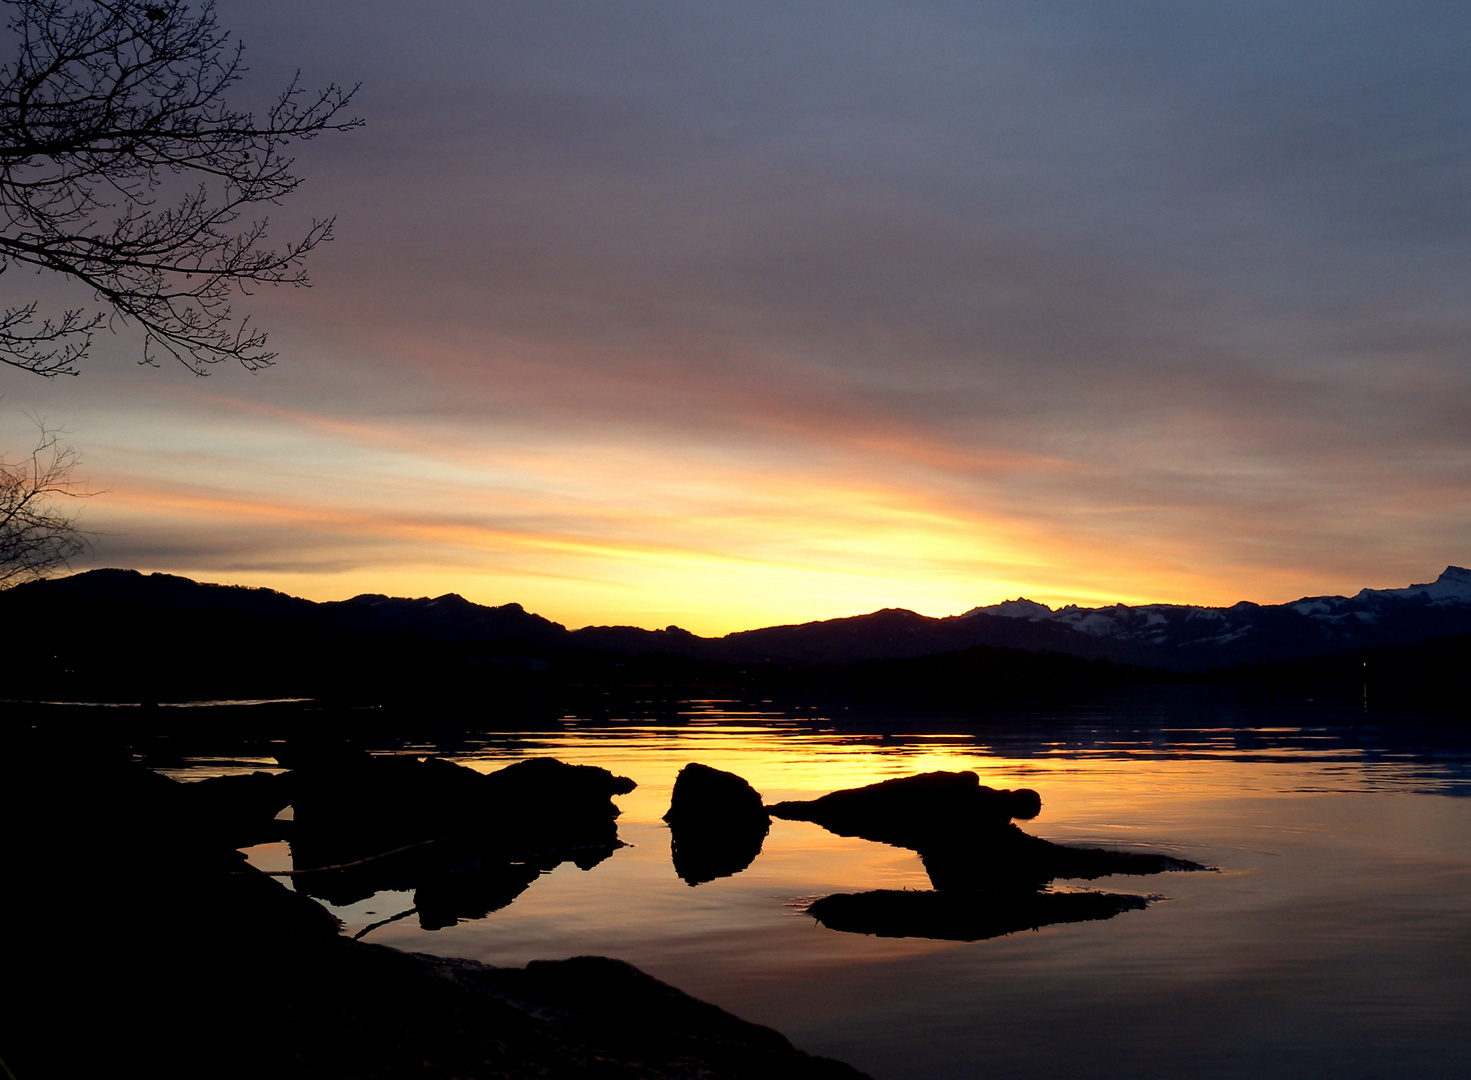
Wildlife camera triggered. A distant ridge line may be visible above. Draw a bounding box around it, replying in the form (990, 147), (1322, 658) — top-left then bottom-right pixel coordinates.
(7, 564), (1471, 673)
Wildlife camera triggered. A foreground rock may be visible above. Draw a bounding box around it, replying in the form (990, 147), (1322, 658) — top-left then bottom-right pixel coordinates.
(806, 888), (1150, 941)
(122, 936), (872, 1079)
(13, 903), (871, 1078)
(1, 733), (865, 1079)
(172, 769), (294, 847)
(664, 762), (771, 885)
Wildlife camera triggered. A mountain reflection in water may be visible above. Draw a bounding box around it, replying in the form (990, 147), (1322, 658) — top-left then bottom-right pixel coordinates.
(202, 702), (1471, 1080)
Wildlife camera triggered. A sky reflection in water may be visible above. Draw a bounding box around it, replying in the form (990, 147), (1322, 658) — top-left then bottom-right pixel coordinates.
(226, 705), (1471, 1080)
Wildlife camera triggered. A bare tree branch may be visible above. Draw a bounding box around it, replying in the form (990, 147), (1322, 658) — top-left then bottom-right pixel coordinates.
(0, 419), (92, 584)
(0, 0), (361, 375)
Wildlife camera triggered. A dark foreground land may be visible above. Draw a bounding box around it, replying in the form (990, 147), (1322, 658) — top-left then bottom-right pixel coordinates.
(0, 726), (866, 1080)
(0, 709), (1218, 1079)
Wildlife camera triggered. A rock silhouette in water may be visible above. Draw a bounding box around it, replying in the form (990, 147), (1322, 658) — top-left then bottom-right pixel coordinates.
(286, 748), (635, 861)
(806, 888), (1150, 941)
(664, 762), (771, 885)
(782, 770), (1206, 941)
(769, 770), (1040, 845)
(771, 769), (1202, 892)
(283, 746), (636, 926)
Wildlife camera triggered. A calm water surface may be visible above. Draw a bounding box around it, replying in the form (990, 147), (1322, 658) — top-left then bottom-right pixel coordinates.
(193, 703), (1471, 1079)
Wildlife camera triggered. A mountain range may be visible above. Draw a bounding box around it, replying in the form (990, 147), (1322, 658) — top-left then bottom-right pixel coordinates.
(5, 566), (1471, 695)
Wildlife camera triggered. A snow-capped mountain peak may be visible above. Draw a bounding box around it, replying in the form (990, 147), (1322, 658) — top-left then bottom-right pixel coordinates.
(963, 597), (1055, 620)
(950, 566), (1471, 667)
(1354, 566), (1471, 605)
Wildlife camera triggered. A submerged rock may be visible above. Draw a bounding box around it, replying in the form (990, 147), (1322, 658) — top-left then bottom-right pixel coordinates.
(665, 763), (771, 885)
(806, 888), (1150, 942)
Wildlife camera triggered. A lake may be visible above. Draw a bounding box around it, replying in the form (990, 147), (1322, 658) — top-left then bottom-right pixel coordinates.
(175, 696), (1471, 1079)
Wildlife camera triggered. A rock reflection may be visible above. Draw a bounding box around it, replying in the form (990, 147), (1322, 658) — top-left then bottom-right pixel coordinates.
(663, 762), (771, 886)
(772, 770), (1204, 941)
(918, 830), (1200, 892)
(806, 888), (1150, 941)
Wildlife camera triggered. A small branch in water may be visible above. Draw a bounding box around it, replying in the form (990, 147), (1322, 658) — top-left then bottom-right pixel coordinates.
(243, 835), (454, 877)
(353, 906), (419, 941)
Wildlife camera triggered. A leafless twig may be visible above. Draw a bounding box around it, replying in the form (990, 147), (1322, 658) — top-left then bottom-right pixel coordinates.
(0, 0), (361, 375)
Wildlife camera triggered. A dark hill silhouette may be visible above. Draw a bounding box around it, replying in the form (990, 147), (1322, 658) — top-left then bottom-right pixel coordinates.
(719, 606), (1128, 665)
(327, 592), (567, 644)
(570, 622), (705, 655)
(716, 567), (1471, 669)
(29, 567), (317, 618)
(3, 566), (1469, 703)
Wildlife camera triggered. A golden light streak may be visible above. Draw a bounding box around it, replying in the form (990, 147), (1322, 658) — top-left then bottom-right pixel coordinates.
(42, 344), (1465, 634)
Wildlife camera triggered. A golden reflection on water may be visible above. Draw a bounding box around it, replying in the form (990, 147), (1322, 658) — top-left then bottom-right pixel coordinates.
(437, 716), (1441, 834)
(311, 714), (1457, 953)
(214, 707), (1471, 1080)
(228, 711), (1466, 896)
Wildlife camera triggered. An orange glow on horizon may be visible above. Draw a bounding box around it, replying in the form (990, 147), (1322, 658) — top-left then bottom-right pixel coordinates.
(85, 450), (1385, 635)
(26, 357), (1459, 638)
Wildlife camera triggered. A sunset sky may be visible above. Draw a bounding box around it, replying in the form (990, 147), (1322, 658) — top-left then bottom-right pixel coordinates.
(4, 1), (1469, 634)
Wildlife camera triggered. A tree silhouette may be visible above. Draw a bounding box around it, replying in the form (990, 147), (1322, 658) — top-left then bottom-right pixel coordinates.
(0, 421), (89, 584)
(0, 0), (360, 376)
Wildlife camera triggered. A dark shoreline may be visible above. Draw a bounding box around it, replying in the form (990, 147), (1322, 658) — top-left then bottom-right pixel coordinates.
(0, 727), (868, 1080)
(6, 697), (1467, 1077)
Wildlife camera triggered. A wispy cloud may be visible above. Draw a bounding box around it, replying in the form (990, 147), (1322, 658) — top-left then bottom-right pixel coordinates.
(3, 1), (1467, 628)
